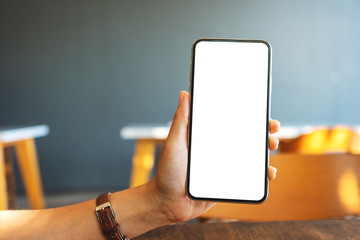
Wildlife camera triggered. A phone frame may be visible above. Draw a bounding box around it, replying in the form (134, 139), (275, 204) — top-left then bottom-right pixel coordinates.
(186, 38), (272, 204)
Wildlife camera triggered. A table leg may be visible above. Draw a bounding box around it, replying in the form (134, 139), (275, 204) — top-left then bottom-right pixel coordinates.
(0, 143), (8, 210)
(4, 147), (16, 209)
(130, 140), (156, 188)
(14, 139), (45, 209)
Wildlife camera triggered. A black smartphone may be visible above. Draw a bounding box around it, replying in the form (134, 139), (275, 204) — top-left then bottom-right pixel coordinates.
(186, 39), (272, 203)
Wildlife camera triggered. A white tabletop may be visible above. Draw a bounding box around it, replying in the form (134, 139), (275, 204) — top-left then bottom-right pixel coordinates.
(120, 122), (172, 140)
(120, 123), (349, 140)
(0, 125), (50, 143)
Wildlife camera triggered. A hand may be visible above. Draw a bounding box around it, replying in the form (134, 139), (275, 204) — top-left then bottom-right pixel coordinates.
(148, 91), (280, 224)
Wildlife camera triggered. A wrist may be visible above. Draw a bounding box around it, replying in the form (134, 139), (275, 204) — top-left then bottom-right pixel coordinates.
(108, 183), (170, 239)
(145, 179), (176, 225)
(142, 180), (174, 226)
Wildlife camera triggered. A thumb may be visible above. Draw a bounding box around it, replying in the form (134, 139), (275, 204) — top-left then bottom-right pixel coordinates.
(166, 91), (190, 146)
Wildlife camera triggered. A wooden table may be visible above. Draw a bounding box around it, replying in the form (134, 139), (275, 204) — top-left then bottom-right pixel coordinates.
(134, 218), (360, 240)
(120, 123), (172, 187)
(120, 123), (360, 187)
(120, 123), (304, 187)
(201, 153), (360, 221)
(0, 125), (49, 209)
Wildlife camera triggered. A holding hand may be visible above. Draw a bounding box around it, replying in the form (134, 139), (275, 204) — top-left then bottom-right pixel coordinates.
(148, 91), (281, 224)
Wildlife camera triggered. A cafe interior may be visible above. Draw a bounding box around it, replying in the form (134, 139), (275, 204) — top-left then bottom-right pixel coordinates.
(1, 0), (360, 239)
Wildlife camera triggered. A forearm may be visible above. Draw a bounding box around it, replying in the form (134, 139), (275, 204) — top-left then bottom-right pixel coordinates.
(0, 207), (80, 239)
(0, 183), (170, 240)
(0, 200), (105, 240)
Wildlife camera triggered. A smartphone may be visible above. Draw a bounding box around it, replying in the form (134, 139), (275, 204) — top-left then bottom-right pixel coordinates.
(186, 39), (272, 203)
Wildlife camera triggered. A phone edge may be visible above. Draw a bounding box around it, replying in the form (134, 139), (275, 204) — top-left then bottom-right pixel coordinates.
(185, 38), (272, 204)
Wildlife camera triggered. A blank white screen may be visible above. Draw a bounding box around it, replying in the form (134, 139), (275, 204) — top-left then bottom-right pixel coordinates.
(188, 40), (270, 201)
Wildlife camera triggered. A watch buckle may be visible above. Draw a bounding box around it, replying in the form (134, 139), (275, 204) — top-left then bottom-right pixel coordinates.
(96, 202), (116, 220)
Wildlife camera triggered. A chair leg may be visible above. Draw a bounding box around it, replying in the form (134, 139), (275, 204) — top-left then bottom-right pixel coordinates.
(0, 143), (8, 210)
(14, 139), (45, 209)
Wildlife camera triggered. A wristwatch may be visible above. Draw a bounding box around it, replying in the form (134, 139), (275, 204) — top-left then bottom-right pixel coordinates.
(95, 192), (128, 240)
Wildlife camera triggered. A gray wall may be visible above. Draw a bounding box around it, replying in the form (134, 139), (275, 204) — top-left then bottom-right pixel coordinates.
(1, 0), (360, 191)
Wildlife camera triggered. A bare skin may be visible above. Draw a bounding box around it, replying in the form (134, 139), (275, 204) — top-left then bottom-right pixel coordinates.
(0, 91), (280, 240)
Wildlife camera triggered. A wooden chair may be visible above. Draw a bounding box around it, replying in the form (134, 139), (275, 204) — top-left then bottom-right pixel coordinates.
(278, 125), (360, 154)
(200, 153), (360, 221)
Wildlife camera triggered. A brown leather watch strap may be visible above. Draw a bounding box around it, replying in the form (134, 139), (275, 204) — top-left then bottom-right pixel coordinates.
(96, 192), (129, 240)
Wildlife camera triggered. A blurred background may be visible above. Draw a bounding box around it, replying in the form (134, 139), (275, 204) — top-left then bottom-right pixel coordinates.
(1, 0), (360, 200)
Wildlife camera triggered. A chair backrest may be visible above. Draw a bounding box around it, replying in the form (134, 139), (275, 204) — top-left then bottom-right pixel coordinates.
(279, 125), (360, 154)
(200, 154), (360, 221)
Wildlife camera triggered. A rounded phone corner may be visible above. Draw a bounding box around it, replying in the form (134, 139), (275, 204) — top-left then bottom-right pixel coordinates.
(254, 192), (268, 204)
(192, 38), (208, 49)
(251, 182), (269, 204)
(256, 40), (272, 54)
(185, 187), (199, 201)
(185, 180), (199, 201)
(258, 39), (271, 48)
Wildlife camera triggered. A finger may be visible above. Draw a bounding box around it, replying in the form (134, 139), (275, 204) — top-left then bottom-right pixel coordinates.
(166, 91), (190, 144)
(268, 166), (277, 181)
(269, 135), (279, 151)
(269, 119), (280, 134)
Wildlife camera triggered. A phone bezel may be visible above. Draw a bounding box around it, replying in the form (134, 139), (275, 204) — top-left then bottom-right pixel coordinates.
(186, 38), (272, 204)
